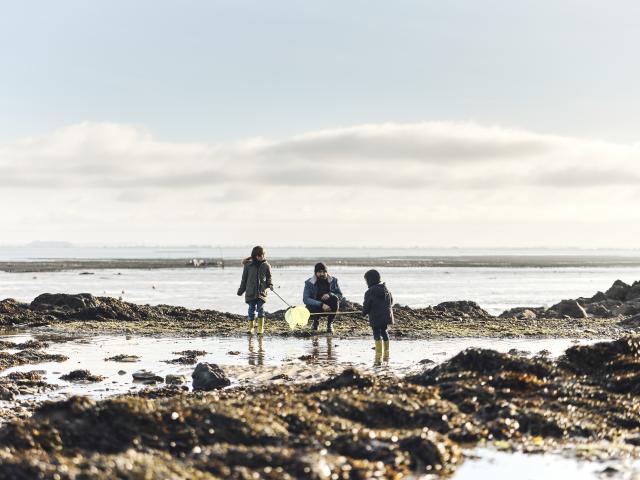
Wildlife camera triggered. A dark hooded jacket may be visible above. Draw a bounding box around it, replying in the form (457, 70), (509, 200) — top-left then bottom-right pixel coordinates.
(237, 259), (273, 303)
(362, 282), (394, 329)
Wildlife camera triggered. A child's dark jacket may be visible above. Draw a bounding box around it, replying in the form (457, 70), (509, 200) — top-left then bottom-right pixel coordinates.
(362, 282), (394, 329)
(237, 259), (273, 303)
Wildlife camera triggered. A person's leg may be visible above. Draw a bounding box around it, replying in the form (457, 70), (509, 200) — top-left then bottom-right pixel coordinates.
(307, 306), (322, 330)
(256, 300), (265, 335)
(373, 327), (382, 363)
(247, 300), (256, 334)
(325, 294), (340, 333)
(381, 327), (390, 360)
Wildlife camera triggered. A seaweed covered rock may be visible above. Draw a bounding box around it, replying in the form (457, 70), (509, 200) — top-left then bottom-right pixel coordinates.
(60, 370), (105, 383)
(559, 336), (640, 375)
(0, 350), (68, 372)
(410, 348), (554, 386)
(307, 368), (374, 392)
(191, 363), (230, 391)
(31, 293), (100, 311)
(435, 301), (490, 318)
(499, 307), (541, 320)
(2, 337), (640, 477)
(0, 299), (26, 315)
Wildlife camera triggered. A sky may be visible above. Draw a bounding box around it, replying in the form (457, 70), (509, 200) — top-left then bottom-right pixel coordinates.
(1, 0), (639, 247)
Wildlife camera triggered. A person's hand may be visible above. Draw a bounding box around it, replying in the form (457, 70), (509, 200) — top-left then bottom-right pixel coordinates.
(269, 285), (274, 291)
(237, 290), (243, 296)
(321, 294), (330, 301)
(322, 303), (331, 312)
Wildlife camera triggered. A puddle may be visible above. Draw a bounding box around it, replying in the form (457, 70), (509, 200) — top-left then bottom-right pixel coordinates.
(456, 448), (640, 479)
(0, 334), (601, 403)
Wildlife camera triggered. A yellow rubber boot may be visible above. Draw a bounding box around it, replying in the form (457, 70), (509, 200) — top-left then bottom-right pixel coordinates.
(383, 340), (390, 361)
(248, 319), (255, 335)
(257, 317), (265, 335)
(374, 340), (382, 364)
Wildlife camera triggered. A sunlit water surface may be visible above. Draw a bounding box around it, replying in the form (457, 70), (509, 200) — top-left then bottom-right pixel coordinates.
(2, 266), (640, 316)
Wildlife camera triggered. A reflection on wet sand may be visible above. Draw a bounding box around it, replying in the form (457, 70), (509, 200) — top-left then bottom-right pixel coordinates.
(248, 336), (264, 366)
(308, 336), (336, 363)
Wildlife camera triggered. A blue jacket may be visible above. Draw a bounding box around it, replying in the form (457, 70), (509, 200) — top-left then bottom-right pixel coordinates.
(303, 275), (343, 308)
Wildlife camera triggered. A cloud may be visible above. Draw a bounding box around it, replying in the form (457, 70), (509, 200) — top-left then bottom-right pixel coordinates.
(3, 120), (640, 246)
(261, 122), (555, 162)
(2, 121), (638, 196)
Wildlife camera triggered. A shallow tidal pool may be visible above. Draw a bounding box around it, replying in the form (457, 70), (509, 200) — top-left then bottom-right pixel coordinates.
(1, 334), (599, 401)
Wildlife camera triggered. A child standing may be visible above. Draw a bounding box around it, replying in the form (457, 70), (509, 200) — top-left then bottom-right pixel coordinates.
(362, 269), (394, 361)
(237, 246), (273, 335)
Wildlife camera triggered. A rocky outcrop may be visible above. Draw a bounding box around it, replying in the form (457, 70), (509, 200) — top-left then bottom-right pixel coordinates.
(508, 279), (640, 321)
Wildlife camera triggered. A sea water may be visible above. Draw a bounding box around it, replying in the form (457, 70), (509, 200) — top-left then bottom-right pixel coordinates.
(2, 265), (640, 315)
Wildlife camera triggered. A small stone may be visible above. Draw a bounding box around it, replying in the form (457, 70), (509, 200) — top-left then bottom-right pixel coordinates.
(132, 370), (164, 384)
(165, 374), (186, 385)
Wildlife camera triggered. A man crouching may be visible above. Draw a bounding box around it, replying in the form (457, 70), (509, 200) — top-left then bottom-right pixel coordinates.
(303, 262), (343, 333)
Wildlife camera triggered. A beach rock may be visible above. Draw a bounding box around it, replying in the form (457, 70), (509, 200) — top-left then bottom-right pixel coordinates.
(104, 354), (140, 363)
(0, 298), (25, 315)
(191, 363), (230, 391)
(60, 370), (104, 383)
(31, 293), (99, 311)
(549, 299), (588, 318)
(307, 368), (374, 392)
(500, 307), (539, 320)
(585, 303), (612, 317)
(0, 386), (16, 401)
(626, 281), (640, 301)
(400, 433), (462, 471)
(589, 291), (608, 303)
(615, 301), (640, 317)
(435, 301), (490, 317)
(165, 374), (186, 385)
(132, 370), (164, 384)
(619, 314), (640, 329)
(605, 280), (631, 301)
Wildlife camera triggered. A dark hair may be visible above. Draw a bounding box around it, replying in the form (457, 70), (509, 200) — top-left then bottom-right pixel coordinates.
(314, 262), (328, 273)
(245, 245), (265, 263)
(364, 269), (381, 287)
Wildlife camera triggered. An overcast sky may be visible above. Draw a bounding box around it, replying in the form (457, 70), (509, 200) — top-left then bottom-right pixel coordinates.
(1, 1), (639, 247)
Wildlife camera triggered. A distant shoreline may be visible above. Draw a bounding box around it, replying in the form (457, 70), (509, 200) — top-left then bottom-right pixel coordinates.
(4, 255), (640, 272)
